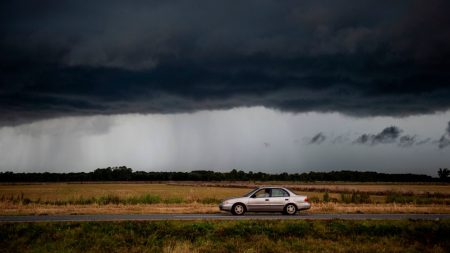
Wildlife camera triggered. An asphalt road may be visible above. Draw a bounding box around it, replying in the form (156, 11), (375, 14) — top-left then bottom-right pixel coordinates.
(1, 213), (449, 222)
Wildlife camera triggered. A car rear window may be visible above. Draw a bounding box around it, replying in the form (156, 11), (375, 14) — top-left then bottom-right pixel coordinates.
(271, 188), (289, 197)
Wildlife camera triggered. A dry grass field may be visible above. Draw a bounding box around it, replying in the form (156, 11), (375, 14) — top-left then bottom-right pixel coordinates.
(173, 181), (450, 195)
(294, 183), (450, 194)
(0, 202), (218, 215)
(0, 182), (449, 215)
(2, 202), (449, 216)
(0, 183), (249, 202)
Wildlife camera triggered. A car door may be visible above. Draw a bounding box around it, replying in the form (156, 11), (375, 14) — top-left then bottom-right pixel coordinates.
(268, 188), (290, 211)
(247, 188), (271, 211)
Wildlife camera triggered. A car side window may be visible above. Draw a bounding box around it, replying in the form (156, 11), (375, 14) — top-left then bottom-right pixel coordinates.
(271, 188), (289, 197)
(252, 189), (270, 198)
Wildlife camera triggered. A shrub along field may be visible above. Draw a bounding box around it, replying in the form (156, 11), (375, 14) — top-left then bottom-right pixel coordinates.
(0, 183), (449, 215)
(1, 220), (449, 253)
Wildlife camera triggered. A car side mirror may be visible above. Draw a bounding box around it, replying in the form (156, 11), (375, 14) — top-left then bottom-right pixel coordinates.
(250, 195), (256, 198)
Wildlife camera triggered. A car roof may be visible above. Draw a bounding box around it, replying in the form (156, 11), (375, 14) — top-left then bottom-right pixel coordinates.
(255, 186), (295, 193)
(256, 186), (288, 190)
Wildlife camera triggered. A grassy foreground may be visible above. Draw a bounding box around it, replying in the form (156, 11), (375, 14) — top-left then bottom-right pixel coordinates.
(1, 220), (449, 253)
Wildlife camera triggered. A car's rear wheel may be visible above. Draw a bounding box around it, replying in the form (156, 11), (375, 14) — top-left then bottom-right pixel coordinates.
(231, 203), (246, 215)
(284, 204), (297, 215)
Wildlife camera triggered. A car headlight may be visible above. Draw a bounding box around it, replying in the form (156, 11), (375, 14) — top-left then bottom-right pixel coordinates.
(222, 200), (231, 205)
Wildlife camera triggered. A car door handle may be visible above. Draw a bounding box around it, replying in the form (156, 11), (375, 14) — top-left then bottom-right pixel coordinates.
(265, 199), (269, 201)
(285, 199), (289, 201)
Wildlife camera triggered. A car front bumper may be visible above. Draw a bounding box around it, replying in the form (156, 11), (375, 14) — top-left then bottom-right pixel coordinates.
(219, 202), (233, 211)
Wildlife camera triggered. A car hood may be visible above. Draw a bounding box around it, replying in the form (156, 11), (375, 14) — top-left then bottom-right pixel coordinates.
(222, 197), (248, 203)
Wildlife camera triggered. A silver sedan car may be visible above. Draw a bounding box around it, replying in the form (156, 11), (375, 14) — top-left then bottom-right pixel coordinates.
(219, 186), (311, 215)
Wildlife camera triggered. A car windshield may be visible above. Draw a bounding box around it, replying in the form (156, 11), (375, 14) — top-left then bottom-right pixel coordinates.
(243, 187), (259, 197)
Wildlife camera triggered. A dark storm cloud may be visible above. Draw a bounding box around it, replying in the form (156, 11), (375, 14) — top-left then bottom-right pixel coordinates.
(437, 120), (450, 149)
(309, 133), (326, 144)
(416, 138), (431, 146)
(353, 121), (450, 148)
(1, 0), (450, 125)
(354, 126), (402, 145)
(398, 135), (416, 148)
(438, 136), (450, 149)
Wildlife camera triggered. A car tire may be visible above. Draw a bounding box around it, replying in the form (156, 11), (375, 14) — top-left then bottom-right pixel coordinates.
(284, 204), (297, 215)
(231, 203), (246, 215)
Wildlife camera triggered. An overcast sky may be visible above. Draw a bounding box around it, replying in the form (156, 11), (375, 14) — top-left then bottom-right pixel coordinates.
(1, 1), (449, 175)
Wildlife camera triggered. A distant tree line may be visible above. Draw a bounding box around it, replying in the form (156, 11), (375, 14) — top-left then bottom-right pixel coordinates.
(0, 166), (447, 182)
(438, 168), (449, 182)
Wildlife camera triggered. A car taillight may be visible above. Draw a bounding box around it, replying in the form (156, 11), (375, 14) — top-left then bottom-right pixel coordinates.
(304, 197), (309, 202)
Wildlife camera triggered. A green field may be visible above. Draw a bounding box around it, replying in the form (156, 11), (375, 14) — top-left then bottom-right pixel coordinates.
(1, 220), (449, 253)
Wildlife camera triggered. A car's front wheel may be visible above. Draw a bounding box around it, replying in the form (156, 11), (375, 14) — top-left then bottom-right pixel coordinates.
(284, 204), (297, 215)
(231, 203), (246, 215)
